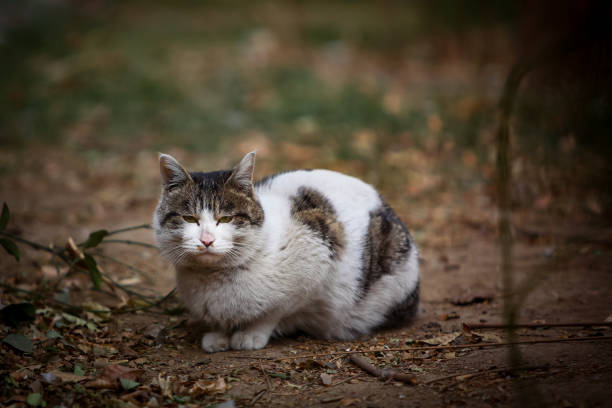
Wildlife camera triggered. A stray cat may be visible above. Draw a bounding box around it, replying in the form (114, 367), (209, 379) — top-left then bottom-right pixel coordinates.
(153, 152), (419, 352)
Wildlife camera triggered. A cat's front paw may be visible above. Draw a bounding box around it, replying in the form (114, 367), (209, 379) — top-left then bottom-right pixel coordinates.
(230, 330), (270, 350)
(201, 332), (230, 353)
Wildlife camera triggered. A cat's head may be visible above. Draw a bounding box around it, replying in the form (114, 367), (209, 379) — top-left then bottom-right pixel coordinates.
(153, 152), (264, 268)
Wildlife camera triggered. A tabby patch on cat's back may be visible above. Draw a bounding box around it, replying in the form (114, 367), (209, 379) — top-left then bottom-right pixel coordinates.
(153, 151), (419, 352)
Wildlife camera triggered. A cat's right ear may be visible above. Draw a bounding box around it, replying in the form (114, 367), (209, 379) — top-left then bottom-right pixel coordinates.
(159, 153), (193, 191)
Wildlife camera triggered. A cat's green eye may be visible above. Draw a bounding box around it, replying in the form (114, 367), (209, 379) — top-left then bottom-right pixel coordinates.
(182, 215), (199, 224)
(217, 216), (233, 224)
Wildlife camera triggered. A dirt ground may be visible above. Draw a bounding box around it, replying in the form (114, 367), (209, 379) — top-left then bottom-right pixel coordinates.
(1, 147), (611, 408)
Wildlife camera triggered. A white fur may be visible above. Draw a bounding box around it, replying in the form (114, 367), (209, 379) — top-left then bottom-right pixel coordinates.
(156, 165), (419, 352)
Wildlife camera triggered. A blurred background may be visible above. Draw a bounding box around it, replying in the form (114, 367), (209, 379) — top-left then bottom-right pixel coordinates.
(1, 2), (612, 405)
(0, 0), (610, 290)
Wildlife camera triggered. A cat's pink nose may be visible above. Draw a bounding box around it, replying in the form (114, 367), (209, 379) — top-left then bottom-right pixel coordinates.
(200, 232), (215, 248)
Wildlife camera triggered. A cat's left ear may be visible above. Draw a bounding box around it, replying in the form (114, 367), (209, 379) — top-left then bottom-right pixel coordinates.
(159, 153), (193, 191)
(228, 151), (256, 193)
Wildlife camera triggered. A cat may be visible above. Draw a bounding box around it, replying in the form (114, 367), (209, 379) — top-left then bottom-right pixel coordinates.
(153, 151), (419, 352)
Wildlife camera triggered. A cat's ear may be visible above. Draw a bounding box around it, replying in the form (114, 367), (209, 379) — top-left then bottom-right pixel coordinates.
(228, 151), (256, 193)
(159, 153), (193, 191)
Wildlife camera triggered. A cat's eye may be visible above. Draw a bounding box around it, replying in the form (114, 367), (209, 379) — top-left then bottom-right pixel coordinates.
(217, 216), (233, 224)
(182, 215), (199, 224)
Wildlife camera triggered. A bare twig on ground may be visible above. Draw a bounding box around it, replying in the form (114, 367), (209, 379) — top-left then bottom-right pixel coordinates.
(95, 252), (152, 280)
(0, 282), (91, 313)
(464, 322), (612, 330)
(100, 239), (157, 249)
(272, 336), (612, 361)
(250, 389), (266, 405)
(424, 365), (548, 385)
(515, 225), (612, 246)
(259, 360), (273, 401)
(329, 374), (362, 387)
(349, 354), (418, 384)
(320, 396), (343, 404)
(106, 224), (152, 236)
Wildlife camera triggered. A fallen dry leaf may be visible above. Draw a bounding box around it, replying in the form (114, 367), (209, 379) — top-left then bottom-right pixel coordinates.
(437, 311), (459, 321)
(157, 374), (174, 398)
(49, 371), (90, 383)
(10, 369), (33, 381)
(470, 331), (504, 343)
(81, 301), (111, 319)
(190, 377), (228, 397)
(143, 323), (168, 344)
(297, 359), (326, 370)
(320, 372), (333, 386)
(85, 364), (142, 389)
(420, 331), (461, 346)
(449, 286), (494, 306)
(339, 398), (361, 407)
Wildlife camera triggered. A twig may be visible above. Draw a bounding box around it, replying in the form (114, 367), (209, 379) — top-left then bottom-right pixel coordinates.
(349, 354), (417, 384)
(0, 282), (85, 313)
(275, 336), (612, 361)
(95, 252), (152, 279)
(0, 231), (56, 253)
(464, 322), (612, 330)
(320, 396), (343, 404)
(97, 270), (157, 303)
(0, 225), (171, 315)
(52, 254), (83, 290)
(259, 360), (273, 401)
(107, 224), (152, 236)
(154, 288), (176, 307)
(250, 389), (266, 405)
(424, 365), (548, 385)
(100, 239), (157, 249)
(329, 374), (362, 387)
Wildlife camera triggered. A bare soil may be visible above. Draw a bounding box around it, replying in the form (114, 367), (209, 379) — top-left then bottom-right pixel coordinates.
(1, 147), (611, 408)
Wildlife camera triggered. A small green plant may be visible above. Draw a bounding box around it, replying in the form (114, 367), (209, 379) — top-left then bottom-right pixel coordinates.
(0, 202), (176, 314)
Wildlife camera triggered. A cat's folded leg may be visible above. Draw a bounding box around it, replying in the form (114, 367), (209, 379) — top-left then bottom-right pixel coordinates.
(230, 314), (280, 351)
(201, 331), (230, 353)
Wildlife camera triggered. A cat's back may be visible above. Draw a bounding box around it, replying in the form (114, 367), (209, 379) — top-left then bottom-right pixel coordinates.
(254, 169), (383, 285)
(254, 169), (418, 338)
(255, 169), (382, 219)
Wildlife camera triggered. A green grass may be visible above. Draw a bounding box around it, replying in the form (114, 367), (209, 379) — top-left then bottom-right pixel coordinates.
(0, 0), (512, 157)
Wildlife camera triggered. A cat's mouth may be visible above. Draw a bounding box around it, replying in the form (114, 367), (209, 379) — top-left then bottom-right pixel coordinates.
(196, 246), (222, 258)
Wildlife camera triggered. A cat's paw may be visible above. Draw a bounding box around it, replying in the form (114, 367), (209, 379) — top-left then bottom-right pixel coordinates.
(201, 332), (230, 353)
(230, 330), (270, 350)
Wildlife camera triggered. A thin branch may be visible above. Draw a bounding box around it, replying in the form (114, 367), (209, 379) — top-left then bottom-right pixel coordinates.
(107, 224), (152, 236)
(52, 253), (83, 290)
(464, 322), (612, 330)
(329, 374), (362, 387)
(0, 282), (82, 313)
(0, 225), (171, 316)
(97, 270), (157, 303)
(100, 239), (157, 249)
(274, 336), (612, 361)
(0, 231), (56, 253)
(154, 288), (176, 307)
(259, 360), (273, 402)
(95, 252), (152, 279)
(424, 365), (548, 385)
(349, 354), (417, 384)
(250, 389), (266, 405)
